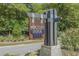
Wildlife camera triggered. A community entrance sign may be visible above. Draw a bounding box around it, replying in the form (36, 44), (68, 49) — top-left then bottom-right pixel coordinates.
(27, 9), (62, 56)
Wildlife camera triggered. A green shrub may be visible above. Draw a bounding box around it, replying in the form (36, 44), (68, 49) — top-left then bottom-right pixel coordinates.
(58, 19), (78, 31)
(12, 22), (22, 37)
(0, 36), (5, 42)
(60, 28), (79, 51)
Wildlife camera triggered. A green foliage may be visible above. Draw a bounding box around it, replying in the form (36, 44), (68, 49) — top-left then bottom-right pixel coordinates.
(0, 3), (79, 50)
(0, 35), (27, 42)
(0, 3), (79, 33)
(0, 3), (79, 35)
(12, 21), (22, 37)
(42, 3), (79, 31)
(58, 4), (79, 31)
(0, 3), (30, 36)
(58, 19), (78, 31)
(31, 4), (45, 13)
(60, 28), (79, 51)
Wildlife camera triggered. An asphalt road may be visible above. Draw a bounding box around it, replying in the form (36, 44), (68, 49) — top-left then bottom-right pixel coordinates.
(0, 42), (43, 56)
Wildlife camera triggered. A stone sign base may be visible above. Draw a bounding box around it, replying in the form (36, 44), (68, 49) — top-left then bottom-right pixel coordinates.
(40, 45), (62, 56)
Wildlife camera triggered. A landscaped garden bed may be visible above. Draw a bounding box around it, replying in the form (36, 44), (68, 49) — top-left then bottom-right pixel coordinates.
(59, 28), (79, 56)
(61, 49), (79, 56)
(0, 39), (44, 46)
(0, 35), (44, 46)
(0, 35), (28, 42)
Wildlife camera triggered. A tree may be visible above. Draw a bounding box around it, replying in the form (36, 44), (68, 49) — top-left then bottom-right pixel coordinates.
(0, 3), (30, 36)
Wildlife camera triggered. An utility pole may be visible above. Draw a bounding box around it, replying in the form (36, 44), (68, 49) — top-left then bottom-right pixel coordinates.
(40, 9), (62, 56)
